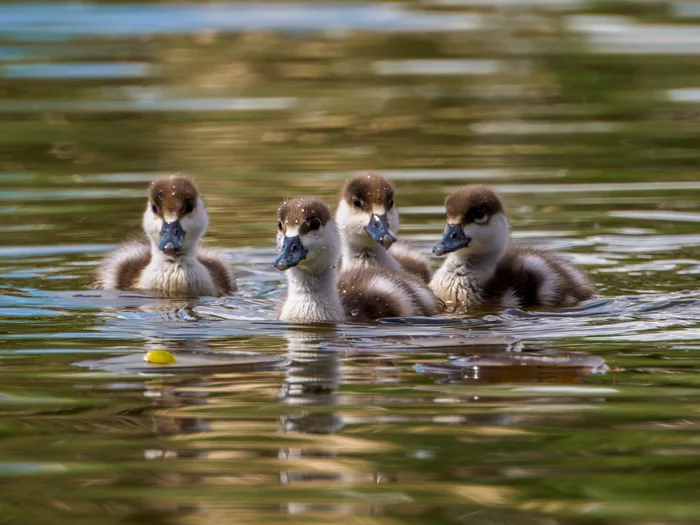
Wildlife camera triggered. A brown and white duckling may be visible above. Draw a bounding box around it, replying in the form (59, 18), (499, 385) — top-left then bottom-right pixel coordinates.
(93, 175), (236, 297)
(274, 196), (439, 323)
(335, 172), (432, 283)
(430, 186), (595, 312)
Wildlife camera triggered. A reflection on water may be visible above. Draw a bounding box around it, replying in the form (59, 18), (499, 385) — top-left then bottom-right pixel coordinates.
(2, 0), (700, 523)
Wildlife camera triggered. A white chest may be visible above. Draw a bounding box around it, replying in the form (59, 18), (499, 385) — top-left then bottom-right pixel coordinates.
(280, 270), (345, 323)
(280, 292), (345, 323)
(139, 259), (216, 297)
(430, 259), (490, 312)
(342, 246), (401, 273)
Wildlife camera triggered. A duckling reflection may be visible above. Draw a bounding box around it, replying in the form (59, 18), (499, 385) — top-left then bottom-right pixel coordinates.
(93, 175), (236, 298)
(279, 328), (343, 427)
(279, 328), (347, 489)
(142, 337), (212, 448)
(81, 337), (214, 515)
(431, 185), (596, 312)
(336, 172), (432, 283)
(278, 328), (402, 493)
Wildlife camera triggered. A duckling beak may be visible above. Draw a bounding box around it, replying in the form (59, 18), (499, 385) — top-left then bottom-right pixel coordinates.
(365, 214), (396, 249)
(433, 224), (470, 256)
(274, 235), (308, 270)
(159, 220), (184, 256)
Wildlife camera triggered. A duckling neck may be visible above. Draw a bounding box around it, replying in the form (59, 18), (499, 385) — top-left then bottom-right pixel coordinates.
(340, 239), (400, 272)
(430, 252), (501, 311)
(281, 266), (345, 323)
(140, 244), (216, 296)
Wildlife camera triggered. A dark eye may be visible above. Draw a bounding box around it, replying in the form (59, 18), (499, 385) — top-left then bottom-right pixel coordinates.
(388, 199), (394, 209)
(184, 201), (194, 214)
(151, 203), (158, 214)
(472, 207), (488, 224)
(309, 218), (322, 231)
(277, 220), (283, 231)
(352, 198), (362, 209)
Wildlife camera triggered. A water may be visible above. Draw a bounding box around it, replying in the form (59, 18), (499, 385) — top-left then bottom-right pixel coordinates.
(2, 1), (700, 523)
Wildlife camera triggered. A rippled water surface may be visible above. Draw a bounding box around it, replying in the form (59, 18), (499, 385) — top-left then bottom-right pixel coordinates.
(2, 1), (700, 523)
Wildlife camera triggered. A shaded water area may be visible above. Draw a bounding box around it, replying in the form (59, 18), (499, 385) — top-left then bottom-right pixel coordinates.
(2, 1), (700, 523)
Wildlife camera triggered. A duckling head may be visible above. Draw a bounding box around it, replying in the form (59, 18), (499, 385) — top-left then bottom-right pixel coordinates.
(274, 197), (339, 272)
(142, 175), (208, 259)
(433, 186), (510, 259)
(336, 173), (399, 249)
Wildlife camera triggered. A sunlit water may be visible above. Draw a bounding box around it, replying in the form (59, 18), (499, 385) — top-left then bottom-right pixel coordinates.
(2, 1), (700, 523)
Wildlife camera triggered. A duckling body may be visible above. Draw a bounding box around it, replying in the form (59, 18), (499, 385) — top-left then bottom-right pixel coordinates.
(93, 176), (235, 297)
(388, 243), (433, 284)
(336, 173), (432, 283)
(338, 266), (438, 322)
(430, 186), (595, 311)
(275, 197), (438, 323)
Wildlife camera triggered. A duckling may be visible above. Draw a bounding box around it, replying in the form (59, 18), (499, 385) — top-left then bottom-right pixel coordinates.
(335, 172), (432, 283)
(93, 175), (236, 297)
(430, 186), (595, 312)
(274, 196), (439, 323)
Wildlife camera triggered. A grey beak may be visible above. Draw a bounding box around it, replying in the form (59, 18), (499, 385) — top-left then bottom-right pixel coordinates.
(159, 220), (184, 256)
(274, 235), (308, 270)
(433, 223), (470, 256)
(365, 214), (397, 249)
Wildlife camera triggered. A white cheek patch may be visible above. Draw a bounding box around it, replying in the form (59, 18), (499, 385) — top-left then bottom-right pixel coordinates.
(387, 207), (400, 234)
(337, 201), (370, 225)
(335, 201), (375, 247)
(143, 210), (163, 235)
(463, 223), (480, 237)
(184, 201), (209, 235)
(462, 212), (510, 256)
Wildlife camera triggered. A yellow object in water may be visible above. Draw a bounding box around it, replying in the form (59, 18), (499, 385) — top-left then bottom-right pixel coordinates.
(143, 350), (177, 365)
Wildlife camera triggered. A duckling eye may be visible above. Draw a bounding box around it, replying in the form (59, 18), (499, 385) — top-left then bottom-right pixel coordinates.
(151, 203), (159, 215)
(184, 201), (194, 215)
(472, 207), (488, 224)
(309, 218), (322, 231)
(277, 220), (283, 231)
(352, 198), (362, 209)
(388, 198), (394, 209)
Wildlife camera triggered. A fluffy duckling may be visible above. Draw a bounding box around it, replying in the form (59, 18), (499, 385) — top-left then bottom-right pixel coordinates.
(335, 173), (432, 283)
(93, 175), (236, 297)
(430, 186), (595, 311)
(274, 196), (439, 323)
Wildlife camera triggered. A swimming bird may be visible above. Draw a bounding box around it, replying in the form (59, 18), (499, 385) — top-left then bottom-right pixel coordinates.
(274, 196), (439, 323)
(335, 172), (432, 283)
(92, 175), (236, 297)
(430, 186), (595, 311)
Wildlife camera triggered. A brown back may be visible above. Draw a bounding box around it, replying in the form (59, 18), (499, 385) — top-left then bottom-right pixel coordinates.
(338, 268), (406, 321)
(91, 240), (151, 290)
(392, 251), (432, 283)
(198, 253), (236, 295)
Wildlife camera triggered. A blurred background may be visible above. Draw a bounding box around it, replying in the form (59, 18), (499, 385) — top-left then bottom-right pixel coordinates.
(2, 1), (700, 524)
